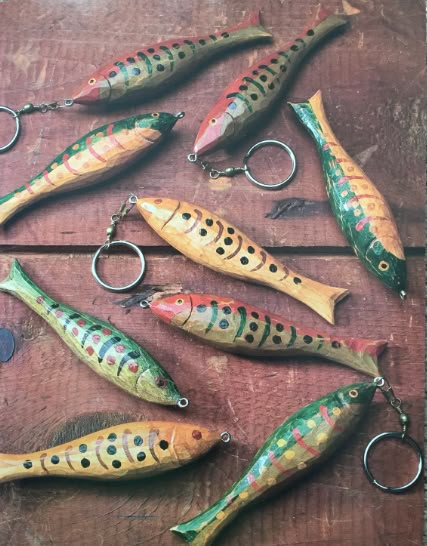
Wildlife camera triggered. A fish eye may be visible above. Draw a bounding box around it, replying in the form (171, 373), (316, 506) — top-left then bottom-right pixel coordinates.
(379, 261), (390, 271)
(88, 78), (97, 85)
(349, 389), (359, 398)
(210, 118), (217, 125)
(176, 298), (184, 305)
(192, 429), (202, 440)
(152, 112), (160, 118)
(155, 377), (167, 388)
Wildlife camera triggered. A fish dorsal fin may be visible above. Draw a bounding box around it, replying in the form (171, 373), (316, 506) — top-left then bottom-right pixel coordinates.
(48, 411), (139, 447)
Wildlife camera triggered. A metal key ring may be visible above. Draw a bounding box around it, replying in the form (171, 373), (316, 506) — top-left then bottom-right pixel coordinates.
(243, 139), (296, 190)
(92, 240), (146, 292)
(363, 431), (423, 493)
(0, 106), (21, 153)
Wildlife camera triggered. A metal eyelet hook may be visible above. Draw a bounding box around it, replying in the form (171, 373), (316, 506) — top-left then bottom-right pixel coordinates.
(362, 376), (423, 493)
(0, 99), (74, 154)
(188, 139), (296, 190)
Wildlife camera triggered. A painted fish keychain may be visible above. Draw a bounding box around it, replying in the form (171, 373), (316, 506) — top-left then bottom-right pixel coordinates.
(171, 378), (422, 546)
(289, 91), (407, 297)
(92, 195), (349, 324)
(0, 420), (230, 483)
(118, 289), (387, 377)
(188, 7), (348, 189)
(0, 260), (188, 407)
(0, 11), (271, 153)
(0, 112), (183, 226)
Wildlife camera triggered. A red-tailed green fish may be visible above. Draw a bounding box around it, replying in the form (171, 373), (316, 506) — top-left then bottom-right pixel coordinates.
(122, 291), (386, 376)
(0, 112), (183, 226)
(289, 91), (407, 297)
(0, 420), (228, 483)
(171, 381), (377, 545)
(71, 12), (272, 105)
(193, 7), (348, 155)
(136, 197), (349, 324)
(0, 260), (187, 407)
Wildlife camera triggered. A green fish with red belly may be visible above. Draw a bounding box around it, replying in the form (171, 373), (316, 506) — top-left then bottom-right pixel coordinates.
(0, 260), (187, 408)
(71, 12), (272, 105)
(171, 381), (377, 546)
(122, 291), (386, 377)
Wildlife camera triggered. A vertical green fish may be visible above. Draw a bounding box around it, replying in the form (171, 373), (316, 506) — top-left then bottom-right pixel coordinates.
(171, 382), (377, 545)
(0, 260), (187, 407)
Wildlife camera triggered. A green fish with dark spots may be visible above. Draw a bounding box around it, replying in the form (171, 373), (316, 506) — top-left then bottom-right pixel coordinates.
(0, 260), (188, 408)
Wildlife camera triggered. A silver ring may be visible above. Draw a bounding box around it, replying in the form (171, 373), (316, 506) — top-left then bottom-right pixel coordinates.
(0, 106), (21, 153)
(243, 139), (296, 190)
(92, 240), (146, 292)
(363, 431), (423, 493)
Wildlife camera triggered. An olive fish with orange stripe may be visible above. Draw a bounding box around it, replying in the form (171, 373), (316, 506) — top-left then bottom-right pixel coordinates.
(0, 112), (183, 226)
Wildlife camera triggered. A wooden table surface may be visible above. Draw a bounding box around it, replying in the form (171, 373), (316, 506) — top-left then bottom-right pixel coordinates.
(0, 1), (424, 545)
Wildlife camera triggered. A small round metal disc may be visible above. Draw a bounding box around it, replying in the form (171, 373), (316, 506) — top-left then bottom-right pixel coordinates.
(0, 328), (15, 362)
(0, 105), (21, 153)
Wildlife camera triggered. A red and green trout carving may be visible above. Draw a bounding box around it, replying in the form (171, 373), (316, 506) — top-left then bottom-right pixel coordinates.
(171, 381), (377, 545)
(0, 421), (226, 483)
(194, 7), (348, 155)
(289, 91), (406, 296)
(71, 12), (272, 105)
(0, 112), (182, 226)
(136, 197), (349, 324)
(128, 291), (386, 376)
(0, 260), (186, 407)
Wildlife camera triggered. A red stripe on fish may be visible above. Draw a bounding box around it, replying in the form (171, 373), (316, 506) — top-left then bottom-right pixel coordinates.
(62, 153), (80, 175)
(86, 137), (107, 163)
(292, 428), (320, 456)
(320, 405), (343, 432)
(107, 124), (125, 150)
(268, 450), (291, 475)
(43, 170), (55, 186)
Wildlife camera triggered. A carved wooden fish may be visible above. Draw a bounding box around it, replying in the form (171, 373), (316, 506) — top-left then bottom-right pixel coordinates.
(72, 12), (272, 105)
(136, 197), (349, 324)
(135, 292), (386, 376)
(171, 381), (377, 545)
(194, 7), (348, 155)
(0, 260), (187, 407)
(0, 112), (182, 226)
(289, 91), (406, 296)
(0, 421), (226, 483)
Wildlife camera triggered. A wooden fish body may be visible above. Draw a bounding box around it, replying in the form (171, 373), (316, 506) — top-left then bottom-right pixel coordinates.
(136, 197), (349, 324)
(194, 8), (348, 155)
(146, 292), (386, 376)
(0, 112), (182, 226)
(0, 260), (185, 406)
(0, 421), (223, 483)
(171, 381), (377, 546)
(72, 12), (272, 105)
(289, 91), (406, 295)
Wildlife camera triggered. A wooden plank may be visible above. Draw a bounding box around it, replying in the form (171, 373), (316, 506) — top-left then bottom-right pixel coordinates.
(0, 252), (423, 546)
(0, 0), (424, 248)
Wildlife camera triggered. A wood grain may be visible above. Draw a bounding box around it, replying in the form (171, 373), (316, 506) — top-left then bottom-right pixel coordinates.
(0, 252), (423, 546)
(0, 0), (424, 249)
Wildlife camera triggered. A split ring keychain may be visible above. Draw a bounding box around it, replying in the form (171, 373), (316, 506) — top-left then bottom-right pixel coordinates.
(188, 139), (296, 190)
(92, 194), (146, 292)
(0, 100), (74, 153)
(363, 376), (423, 493)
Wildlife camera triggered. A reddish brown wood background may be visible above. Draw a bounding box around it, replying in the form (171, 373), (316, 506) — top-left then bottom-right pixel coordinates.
(0, 1), (424, 545)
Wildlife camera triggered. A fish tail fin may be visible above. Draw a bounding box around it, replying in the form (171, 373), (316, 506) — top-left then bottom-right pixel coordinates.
(0, 454), (28, 484)
(226, 10), (272, 40)
(344, 339), (387, 377)
(0, 259), (24, 296)
(288, 90), (334, 148)
(0, 189), (21, 226)
(171, 496), (233, 545)
(312, 283), (349, 325)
